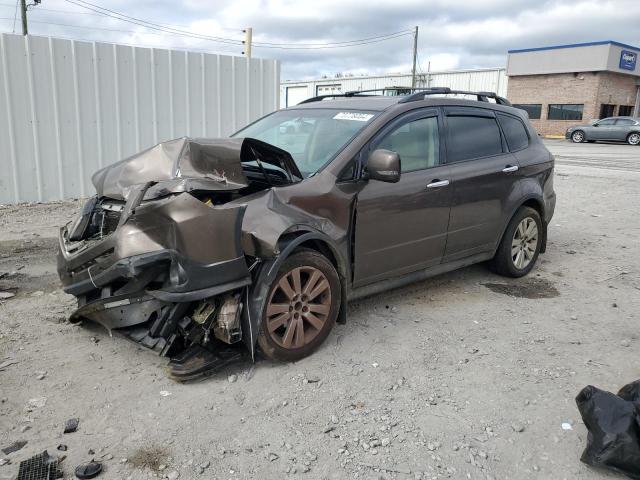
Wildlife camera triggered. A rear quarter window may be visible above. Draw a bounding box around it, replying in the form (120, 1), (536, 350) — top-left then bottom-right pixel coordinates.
(497, 113), (529, 151)
(446, 115), (503, 162)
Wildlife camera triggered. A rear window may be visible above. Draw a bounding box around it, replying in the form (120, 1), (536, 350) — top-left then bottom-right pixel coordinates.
(446, 115), (503, 162)
(497, 113), (529, 151)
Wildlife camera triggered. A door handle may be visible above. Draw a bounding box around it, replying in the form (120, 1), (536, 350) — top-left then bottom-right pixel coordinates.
(502, 165), (519, 173)
(426, 179), (450, 189)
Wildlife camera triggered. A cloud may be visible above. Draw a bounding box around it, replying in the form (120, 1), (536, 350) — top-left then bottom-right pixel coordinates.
(5, 0), (640, 79)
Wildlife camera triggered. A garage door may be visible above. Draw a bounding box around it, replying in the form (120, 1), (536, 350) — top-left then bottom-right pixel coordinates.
(286, 86), (310, 107)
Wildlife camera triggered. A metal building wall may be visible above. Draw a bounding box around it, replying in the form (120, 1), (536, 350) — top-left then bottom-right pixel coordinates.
(280, 68), (507, 107)
(0, 33), (280, 204)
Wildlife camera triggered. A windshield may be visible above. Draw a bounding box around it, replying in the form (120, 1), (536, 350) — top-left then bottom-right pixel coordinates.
(233, 108), (377, 177)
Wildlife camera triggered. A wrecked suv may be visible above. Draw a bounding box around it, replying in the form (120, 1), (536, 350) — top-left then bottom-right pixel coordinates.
(57, 88), (555, 378)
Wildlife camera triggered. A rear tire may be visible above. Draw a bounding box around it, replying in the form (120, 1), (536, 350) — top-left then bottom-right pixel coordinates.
(571, 130), (585, 143)
(627, 132), (640, 145)
(257, 249), (341, 362)
(489, 207), (543, 278)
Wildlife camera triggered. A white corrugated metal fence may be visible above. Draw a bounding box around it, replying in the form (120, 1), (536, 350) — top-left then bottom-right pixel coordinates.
(0, 33), (280, 204)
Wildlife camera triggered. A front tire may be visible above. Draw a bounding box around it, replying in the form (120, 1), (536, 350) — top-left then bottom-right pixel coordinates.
(627, 132), (640, 145)
(571, 130), (585, 143)
(489, 207), (543, 278)
(257, 249), (341, 362)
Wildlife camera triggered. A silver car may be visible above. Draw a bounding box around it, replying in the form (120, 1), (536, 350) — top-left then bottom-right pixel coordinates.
(566, 116), (640, 145)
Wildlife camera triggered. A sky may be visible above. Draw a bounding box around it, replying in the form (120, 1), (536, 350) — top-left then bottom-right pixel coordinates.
(1, 0), (639, 80)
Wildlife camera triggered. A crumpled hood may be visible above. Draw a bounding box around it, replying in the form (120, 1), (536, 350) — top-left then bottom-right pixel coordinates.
(91, 137), (302, 200)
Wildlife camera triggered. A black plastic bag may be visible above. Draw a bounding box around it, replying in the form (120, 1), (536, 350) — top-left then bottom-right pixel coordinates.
(576, 381), (640, 479)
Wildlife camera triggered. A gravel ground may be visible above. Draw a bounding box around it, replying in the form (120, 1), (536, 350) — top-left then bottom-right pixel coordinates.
(0, 140), (639, 480)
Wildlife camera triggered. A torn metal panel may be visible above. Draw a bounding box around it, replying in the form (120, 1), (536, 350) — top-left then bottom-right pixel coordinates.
(91, 137), (302, 201)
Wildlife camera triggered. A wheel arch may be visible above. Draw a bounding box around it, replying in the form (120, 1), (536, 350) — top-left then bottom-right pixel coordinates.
(242, 229), (349, 360)
(627, 131), (640, 143)
(495, 194), (547, 256)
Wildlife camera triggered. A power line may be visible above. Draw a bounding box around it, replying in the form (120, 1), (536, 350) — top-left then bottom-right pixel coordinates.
(61, 0), (244, 45)
(61, 0), (414, 49)
(0, 0), (415, 51)
(0, 15), (244, 43)
(0, 23), (241, 54)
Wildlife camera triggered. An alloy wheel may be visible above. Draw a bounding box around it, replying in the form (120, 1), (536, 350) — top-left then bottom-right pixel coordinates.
(571, 131), (584, 143)
(265, 266), (332, 349)
(511, 217), (538, 270)
(628, 133), (640, 145)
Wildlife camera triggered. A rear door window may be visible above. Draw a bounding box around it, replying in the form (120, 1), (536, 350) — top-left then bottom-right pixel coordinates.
(445, 113), (503, 162)
(497, 113), (529, 151)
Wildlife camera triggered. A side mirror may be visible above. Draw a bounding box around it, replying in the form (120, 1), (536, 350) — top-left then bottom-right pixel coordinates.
(367, 149), (400, 183)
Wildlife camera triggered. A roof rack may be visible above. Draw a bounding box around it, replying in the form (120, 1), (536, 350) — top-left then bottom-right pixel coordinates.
(297, 86), (511, 106)
(296, 87), (404, 105)
(397, 87), (512, 106)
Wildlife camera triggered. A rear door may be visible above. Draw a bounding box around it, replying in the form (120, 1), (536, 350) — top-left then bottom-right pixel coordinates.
(614, 118), (637, 140)
(442, 107), (522, 262)
(353, 108), (452, 286)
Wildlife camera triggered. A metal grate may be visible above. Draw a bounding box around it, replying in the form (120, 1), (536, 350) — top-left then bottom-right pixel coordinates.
(17, 451), (63, 480)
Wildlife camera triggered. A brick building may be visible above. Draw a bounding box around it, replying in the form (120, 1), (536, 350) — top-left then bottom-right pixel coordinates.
(506, 41), (640, 136)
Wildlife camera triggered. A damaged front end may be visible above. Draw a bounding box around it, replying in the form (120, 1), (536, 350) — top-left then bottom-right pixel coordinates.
(57, 136), (300, 376)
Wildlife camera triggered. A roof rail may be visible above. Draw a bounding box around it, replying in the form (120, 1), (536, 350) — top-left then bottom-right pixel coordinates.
(297, 87), (405, 104)
(297, 86), (511, 106)
(398, 87), (512, 106)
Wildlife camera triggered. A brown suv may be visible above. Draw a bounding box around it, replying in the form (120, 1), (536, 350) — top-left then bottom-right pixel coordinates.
(57, 88), (555, 377)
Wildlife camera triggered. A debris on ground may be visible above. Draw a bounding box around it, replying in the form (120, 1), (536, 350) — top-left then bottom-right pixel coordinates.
(0, 359), (19, 370)
(26, 397), (47, 410)
(2, 440), (27, 455)
(16, 451), (63, 480)
(166, 345), (244, 382)
(57, 445), (67, 452)
(74, 460), (102, 479)
(63, 417), (79, 434)
(0, 291), (15, 300)
(576, 380), (640, 479)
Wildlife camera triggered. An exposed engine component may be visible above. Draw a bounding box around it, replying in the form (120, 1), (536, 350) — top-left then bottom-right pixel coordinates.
(192, 295), (242, 344)
(214, 295), (243, 344)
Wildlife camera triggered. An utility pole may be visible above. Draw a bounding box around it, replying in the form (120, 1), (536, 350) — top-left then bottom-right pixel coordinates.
(411, 26), (418, 89)
(20, 0), (28, 35)
(243, 27), (253, 59)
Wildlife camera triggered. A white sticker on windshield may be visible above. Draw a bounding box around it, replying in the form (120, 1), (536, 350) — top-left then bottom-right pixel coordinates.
(333, 112), (374, 122)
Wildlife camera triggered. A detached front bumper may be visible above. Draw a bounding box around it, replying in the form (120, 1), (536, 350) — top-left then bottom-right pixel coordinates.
(57, 192), (250, 333)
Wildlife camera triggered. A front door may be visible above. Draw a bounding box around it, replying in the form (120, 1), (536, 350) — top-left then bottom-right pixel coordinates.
(353, 109), (452, 286)
(442, 107), (522, 261)
(591, 118), (617, 140)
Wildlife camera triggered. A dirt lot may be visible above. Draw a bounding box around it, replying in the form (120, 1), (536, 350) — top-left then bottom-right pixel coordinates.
(1, 140), (639, 480)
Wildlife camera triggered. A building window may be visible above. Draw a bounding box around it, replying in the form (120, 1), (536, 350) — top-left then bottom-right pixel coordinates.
(316, 84), (342, 96)
(599, 104), (615, 119)
(619, 105), (635, 116)
(548, 104), (584, 121)
(513, 104), (541, 119)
